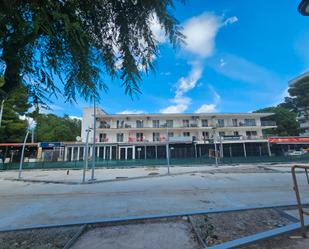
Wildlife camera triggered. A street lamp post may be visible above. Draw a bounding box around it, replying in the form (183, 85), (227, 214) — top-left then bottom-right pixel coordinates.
(91, 98), (96, 181)
(18, 118), (36, 179)
(18, 130), (30, 179)
(83, 128), (92, 183)
(212, 127), (218, 167)
(166, 126), (170, 175)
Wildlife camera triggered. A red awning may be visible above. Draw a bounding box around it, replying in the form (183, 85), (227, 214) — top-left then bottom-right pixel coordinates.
(268, 137), (309, 144)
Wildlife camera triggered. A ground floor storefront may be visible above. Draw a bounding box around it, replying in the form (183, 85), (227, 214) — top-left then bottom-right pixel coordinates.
(63, 140), (272, 162)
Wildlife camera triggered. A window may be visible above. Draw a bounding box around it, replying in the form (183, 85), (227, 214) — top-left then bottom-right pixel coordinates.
(246, 131), (257, 137)
(152, 120), (160, 128)
(117, 133), (124, 142)
(232, 119), (238, 127)
(117, 120), (124, 128)
(136, 120), (144, 128)
(99, 120), (110, 128)
(201, 119), (208, 127)
(168, 132), (174, 137)
(202, 131), (209, 139)
(219, 131), (225, 137)
(99, 133), (107, 142)
(233, 131), (239, 136)
(153, 132), (160, 141)
(136, 132), (144, 142)
(166, 120), (173, 128)
(183, 119), (189, 127)
(244, 119), (256, 126)
(217, 119), (225, 127)
(183, 132), (190, 137)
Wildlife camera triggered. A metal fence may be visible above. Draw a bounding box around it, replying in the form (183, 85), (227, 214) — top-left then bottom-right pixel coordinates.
(1, 154), (309, 170)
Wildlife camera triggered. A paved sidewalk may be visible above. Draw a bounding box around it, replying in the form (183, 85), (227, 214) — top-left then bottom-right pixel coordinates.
(1, 167), (309, 230)
(1, 163), (307, 184)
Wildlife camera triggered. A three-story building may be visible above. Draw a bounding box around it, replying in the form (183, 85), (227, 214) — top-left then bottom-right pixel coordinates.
(63, 108), (277, 162)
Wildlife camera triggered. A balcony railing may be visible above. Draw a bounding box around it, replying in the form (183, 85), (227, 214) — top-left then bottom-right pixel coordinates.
(97, 121), (276, 129)
(261, 121), (276, 126)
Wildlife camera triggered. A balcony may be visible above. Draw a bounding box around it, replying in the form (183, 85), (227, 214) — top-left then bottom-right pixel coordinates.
(261, 121), (276, 127)
(300, 122), (309, 129)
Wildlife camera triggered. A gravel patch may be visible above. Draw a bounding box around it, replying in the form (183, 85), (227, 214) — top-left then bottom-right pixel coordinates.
(0, 226), (81, 249)
(189, 208), (293, 246)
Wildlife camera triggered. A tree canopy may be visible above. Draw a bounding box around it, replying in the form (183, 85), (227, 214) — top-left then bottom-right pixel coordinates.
(254, 107), (299, 136)
(288, 75), (309, 108)
(0, 85), (30, 142)
(0, 0), (184, 105)
(35, 114), (81, 142)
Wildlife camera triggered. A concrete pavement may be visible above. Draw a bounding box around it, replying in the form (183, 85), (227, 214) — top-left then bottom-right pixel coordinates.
(0, 168), (309, 230)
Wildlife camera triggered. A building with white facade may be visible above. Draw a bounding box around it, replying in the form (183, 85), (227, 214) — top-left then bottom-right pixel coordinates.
(64, 108), (276, 162)
(289, 71), (309, 136)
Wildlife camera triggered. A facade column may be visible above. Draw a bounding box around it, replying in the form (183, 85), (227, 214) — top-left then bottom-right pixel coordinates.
(229, 145), (232, 157)
(125, 147), (128, 160)
(103, 146), (105, 160)
(144, 145), (147, 159)
(110, 146), (112, 159)
(71, 147), (74, 161)
(243, 142), (247, 158)
(89, 146), (93, 159)
(132, 146), (135, 160)
(220, 139), (224, 158)
(64, 146), (68, 161)
(77, 147), (80, 161)
(155, 145), (158, 159)
(259, 144), (262, 157)
(267, 141), (271, 157)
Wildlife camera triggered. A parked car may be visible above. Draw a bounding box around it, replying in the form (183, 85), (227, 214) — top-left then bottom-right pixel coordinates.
(285, 150), (307, 156)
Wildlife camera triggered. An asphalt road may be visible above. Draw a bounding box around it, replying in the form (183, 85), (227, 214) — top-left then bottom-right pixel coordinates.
(0, 171), (309, 230)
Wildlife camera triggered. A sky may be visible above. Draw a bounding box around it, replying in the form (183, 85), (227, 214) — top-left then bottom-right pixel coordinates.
(47, 0), (309, 119)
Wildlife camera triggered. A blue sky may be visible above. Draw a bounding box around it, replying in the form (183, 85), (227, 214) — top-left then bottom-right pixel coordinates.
(48, 0), (309, 118)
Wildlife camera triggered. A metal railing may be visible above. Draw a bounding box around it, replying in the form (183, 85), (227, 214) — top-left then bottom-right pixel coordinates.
(291, 164), (309, 237)
(2, 155), (309, 171)
(261, 121), (277, 126)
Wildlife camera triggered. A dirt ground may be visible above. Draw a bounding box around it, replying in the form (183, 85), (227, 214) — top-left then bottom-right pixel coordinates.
(0, 226), (80, 249)
(240, 228), (309, 249)
(189, 209), (294, 246)
(72, 220), (200, 249)
(0, 208), (307, 249)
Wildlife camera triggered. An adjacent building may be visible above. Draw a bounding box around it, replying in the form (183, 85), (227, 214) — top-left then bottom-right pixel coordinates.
(289, 71), (309, 136)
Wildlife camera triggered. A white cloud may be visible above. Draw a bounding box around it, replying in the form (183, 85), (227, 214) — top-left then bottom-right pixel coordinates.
(160, 63), (202, 113)
(149, 14), (166, 43)
(175, 63), (203, 97)
(69, 115), (82, 120)
(272, 87), (290, 106)
(195, 104), (217, 113)
(210, 53), (281, 85)
(224, 16), (238, 26)
(219, 58), (226, 67)
(117, 110), (145, 114)
(195, 85), (221, 113)
(182, 13), (238, 58)
(160, 71), (171, 76)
